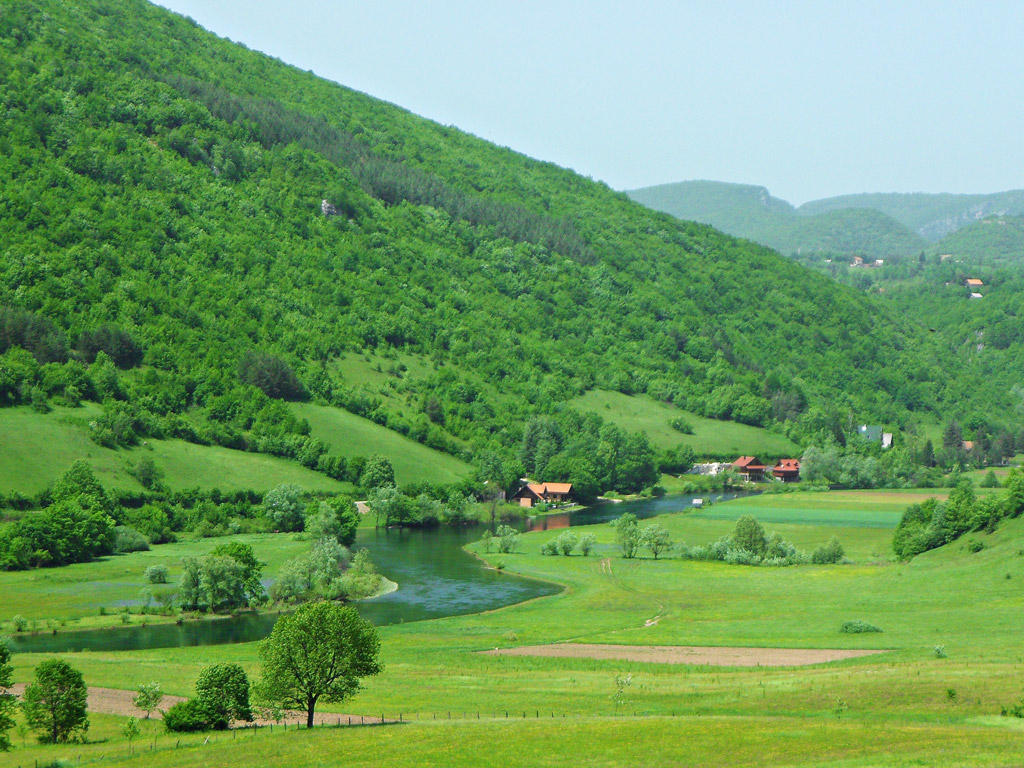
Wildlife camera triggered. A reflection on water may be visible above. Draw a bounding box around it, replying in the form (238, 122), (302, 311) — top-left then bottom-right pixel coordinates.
(8, 492), (741, 654)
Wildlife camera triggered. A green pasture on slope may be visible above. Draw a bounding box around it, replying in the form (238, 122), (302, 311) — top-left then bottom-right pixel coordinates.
(571, 390), (800, 457)
(291, 402), (472, 486)
(0, 405), (349, 495)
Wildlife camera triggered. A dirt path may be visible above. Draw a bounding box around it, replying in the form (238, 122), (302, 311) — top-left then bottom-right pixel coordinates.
(482, 643), (887, 667)
(8, 684), (387, 727)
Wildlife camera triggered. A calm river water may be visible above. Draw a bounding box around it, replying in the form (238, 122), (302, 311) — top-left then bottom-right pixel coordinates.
(8, 492), (738, 653)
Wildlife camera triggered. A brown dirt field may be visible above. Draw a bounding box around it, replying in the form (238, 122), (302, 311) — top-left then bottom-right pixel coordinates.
(8, 684), (386, 727)
(481, 643), (887, 667)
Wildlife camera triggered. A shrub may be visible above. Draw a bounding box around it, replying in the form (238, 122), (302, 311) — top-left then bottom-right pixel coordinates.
(145, 564), (169, 584)
(12, 615), (28, 632)
(578, 533), (597, 556)
(966, 537), (986, 553)
(114, 526), (150, 553)
(669, 416), (694, 434)
(540, 539), (559, 556)
(840, 620), (882, 634)
(195, 663), (253, 723)
(496, 525), (520, 554)
(811, 536), (845, 564)
(556, 530), (578, 556)
(163, 699), (227, 733)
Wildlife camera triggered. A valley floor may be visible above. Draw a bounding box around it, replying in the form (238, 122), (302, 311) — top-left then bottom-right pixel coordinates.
(4, 490), (1024, 766)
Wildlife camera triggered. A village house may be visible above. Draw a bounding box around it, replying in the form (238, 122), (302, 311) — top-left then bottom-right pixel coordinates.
(509, 482), (573, 508)
(732, 456), (768, 482)
(965, 278), (984, 289)
(772, 459), (801, 482)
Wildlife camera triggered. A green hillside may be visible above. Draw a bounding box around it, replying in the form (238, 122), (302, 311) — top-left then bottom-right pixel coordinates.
(0, 0), (1016, 503)
(0, 405), (349, 495)
(626, 180), (925, 258)
(928, 215), (1024, 265)
(798, 189), (1024, 241)
(572, 390), (800, 458)
(292, 402), (472, 486)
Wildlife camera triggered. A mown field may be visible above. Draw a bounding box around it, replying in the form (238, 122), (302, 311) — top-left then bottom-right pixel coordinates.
(0, 406), (349, 495)
(572, 390), (801, 457)
(291, 402), (472, 486)
(5, 490), (1024, 766)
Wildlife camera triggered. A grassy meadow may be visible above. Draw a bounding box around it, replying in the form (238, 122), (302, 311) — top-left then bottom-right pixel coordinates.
(572, 390), (801, 458)
(5, 489), (1024, 765)
(0, 405), (349, 495)
(291, 402), (472, 486)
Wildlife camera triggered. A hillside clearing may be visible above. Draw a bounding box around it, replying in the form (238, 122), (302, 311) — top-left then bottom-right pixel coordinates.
(572, 390), (800, 457)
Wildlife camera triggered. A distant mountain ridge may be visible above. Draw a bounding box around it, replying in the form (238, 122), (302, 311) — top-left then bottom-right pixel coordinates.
(627, 181), (1024, 257)
(626, 181), (926, 258)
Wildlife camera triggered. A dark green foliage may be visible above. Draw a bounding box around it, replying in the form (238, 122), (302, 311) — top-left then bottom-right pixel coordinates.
(893, 470), (1024, 558)
(21, 659), (88, 743)
(75, 324), (142, 368)
(732, 515), (768, 557)
(811, 536), (845, 564)
(195, 663), (253, 724)
(360, 455), (396, 490)
(0, 461), (117, 569)
(840, 620), (883, 634)
(131, 456), (164, 490)
(0, 641), (15, 751)
(238, 352), (305, 400)
(163, 698), (227, 733)
(669, 416), (694, 434)
(178, 555), (247, 612)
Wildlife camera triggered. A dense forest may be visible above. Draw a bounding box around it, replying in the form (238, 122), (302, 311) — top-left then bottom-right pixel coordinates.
(0, 0), (1018, 500)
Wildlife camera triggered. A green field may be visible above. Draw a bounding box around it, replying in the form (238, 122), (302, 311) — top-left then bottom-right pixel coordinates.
(292, 402), (473, 486)
(0, 406), (350, 495)
(572, 390), (801, 458)
(6, 490), (1024, 766)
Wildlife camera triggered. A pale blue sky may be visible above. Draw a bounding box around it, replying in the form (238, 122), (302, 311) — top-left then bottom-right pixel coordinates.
(154, 1), (1024, 205)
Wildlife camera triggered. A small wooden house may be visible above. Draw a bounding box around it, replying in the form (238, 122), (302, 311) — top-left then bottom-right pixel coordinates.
(509, 482), (573, 508)
(732, 456), (768, 482)
(772, 459), (801, 483)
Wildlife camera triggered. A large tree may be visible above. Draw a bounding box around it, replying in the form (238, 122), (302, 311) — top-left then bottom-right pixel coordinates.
(256, 602), (381, 728)
(21, 659), (89, 743)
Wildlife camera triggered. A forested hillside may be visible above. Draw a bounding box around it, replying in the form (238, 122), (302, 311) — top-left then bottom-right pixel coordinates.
(798, 189), (1024, 241)
(0, 0), (1013, 495)
(627, 181), (925, 259)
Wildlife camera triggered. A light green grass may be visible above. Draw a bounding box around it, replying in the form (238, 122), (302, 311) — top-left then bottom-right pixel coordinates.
(0, 405), (349, 495)
(572, 390), (801, 458)
(292, 402), (472, 486)
(8, 491), (1024, 766)
(11, 715), (1024, 768)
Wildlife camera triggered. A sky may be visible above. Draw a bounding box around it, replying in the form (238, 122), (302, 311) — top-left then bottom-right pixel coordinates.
(153, 1), (1024, 205)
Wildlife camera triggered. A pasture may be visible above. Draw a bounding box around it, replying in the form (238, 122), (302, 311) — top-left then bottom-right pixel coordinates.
(291, 402), (472, 486)
(0, 405), (349, 495)
(5, 491), (1024, 767)
(571, 390), (801, 457)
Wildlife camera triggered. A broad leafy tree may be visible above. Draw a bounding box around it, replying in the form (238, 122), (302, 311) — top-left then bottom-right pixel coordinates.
(21, 659), (89, 743)
(0, 641), (15, 751)
(257, 602), (381, 728)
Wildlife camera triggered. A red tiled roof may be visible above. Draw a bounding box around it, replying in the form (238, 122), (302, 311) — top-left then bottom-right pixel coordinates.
(544, 483), (573, 494)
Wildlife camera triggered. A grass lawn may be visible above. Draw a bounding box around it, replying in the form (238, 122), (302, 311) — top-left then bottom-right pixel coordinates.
(572, 390), (800, 458)
(0, 405), (350, 495)
(7, 491), (1024, 766)
(291, 402), (472, 486)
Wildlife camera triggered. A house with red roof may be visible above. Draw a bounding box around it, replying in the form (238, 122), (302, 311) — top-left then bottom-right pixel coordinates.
(732, 456), (768, 482)
(510, 482), (574, 508)
(772, 459), (801, 483)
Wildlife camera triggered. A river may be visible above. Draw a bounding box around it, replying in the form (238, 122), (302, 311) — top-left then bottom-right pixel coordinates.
(7, 492), (738, 654)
